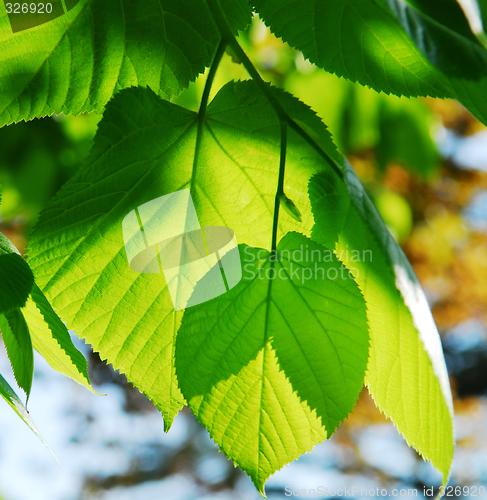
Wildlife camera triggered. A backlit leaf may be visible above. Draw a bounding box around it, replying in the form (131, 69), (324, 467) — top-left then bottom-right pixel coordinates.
(0, 308), (34, 399)
(309, 162), (455, 485)
(176, 233), (369, 493)
(0, 0), (251, 126)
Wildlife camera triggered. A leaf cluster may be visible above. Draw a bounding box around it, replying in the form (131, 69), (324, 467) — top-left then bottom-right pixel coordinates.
(2, 0), (482, 494)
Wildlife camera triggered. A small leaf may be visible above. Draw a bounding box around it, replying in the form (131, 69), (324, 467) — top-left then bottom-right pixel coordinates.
(0, 203), (93, 395)
(0, 371), (57, 461)
(279, 193), (302, 222)
(176, 233), (369, 493)
(0, 240), (34, 314)
(0, 309), (34, 400)
(309, 172), (350, 249)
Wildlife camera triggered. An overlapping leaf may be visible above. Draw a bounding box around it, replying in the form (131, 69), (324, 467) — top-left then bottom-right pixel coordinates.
(253, 0), (451, 97)
(0, 0), (251, 126)
(0, 309), (34, 398)
(0, 229), (34, 314)
(176, 233), (369, 493)
(253, 0), (487, 126)
(310, 164), (454, 483)
(0, 224), (35, 398)
(23, 285), (93, 393)
(0, 231), (90, 453)
(0, 202), (92, 402)
(26, 80), (453, 491)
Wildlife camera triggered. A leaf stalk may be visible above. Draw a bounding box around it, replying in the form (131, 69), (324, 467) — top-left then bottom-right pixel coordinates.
(271, 121), (287, 252)
(190, 39), (227, 196)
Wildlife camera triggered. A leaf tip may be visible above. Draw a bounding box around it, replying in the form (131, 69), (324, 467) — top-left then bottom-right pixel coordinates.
(256, 483), (267, 498)
(163, 416), (174, 433)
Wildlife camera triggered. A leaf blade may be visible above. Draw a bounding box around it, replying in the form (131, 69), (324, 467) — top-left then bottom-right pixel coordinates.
(253, 0), (487, 126)
(26, 82), (333, 434)
(176, 234), (369, 492)
(0, 309), (34, 400)
(0, 0), (251, 126)
(0, 234), (34, 314)
(309, 163), (454, 483)
(253, 0), (451, 97)
(385, 0), (487, 79)
(26, 80), (453, 490)
(21, 284), (94, 393)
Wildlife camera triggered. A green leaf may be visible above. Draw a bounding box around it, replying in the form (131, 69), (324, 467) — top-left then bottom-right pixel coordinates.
(26, 81), (453, 488)
(0, 233), (34, 314)
(253, 0), (451, 97)
(22, 284), (94, 393)
(309, 171), (350, 248)
(253, 0), (487, 126)
(0, 371), (56, 460)
(0, 308), (34, 399)
(0, 0), (252, 126)
(176, 233), (369, 493)
(0, 253), (34, 314)
(0, 218), (35, 400)
(309, 162), (454, 485)
(219, 0), (253, 32)
(385, 0), (487, 79)
(26, 82), (339, 435)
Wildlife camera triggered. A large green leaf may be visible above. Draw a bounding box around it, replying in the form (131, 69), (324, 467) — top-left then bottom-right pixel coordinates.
(253, 0), (487, 126)
(252, 0), (451, 97)
(176, 233), (369, 493)
(0, 0), (251, 126)
(309, 163), (454, 484)
(26, 81), (453, 488)
(381, 0), (487, 125)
